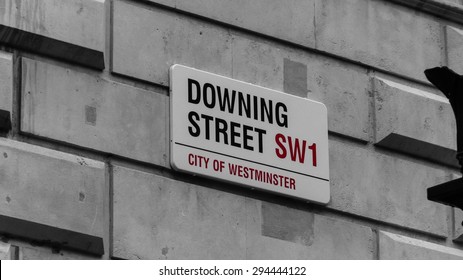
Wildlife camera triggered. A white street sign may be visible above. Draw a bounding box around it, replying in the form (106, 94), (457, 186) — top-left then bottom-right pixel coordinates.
(170, 64), (330, 204)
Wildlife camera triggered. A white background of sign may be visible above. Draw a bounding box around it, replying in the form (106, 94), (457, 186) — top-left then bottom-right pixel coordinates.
(170, 64), (329, 204)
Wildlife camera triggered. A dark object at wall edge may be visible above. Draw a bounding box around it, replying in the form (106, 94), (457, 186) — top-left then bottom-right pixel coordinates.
(0, 109), (11, 133)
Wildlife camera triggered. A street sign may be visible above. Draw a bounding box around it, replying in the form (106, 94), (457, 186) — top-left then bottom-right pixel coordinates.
(170, 64), (330, 204)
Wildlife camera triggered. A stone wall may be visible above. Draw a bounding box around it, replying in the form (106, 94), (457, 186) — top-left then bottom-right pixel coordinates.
(1, 0), (463, 259)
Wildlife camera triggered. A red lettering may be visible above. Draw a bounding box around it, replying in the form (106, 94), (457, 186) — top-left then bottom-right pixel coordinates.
(290, 178), (295, 189)
(227, 162), (296, 190)
(284, 176), (289, 188)
(188, 153), (194, 165)
(229, 163), (238, 175)
(188, 154), (210, 168)
(308, 143), (317, 167)
(274, 133), (317, 167)
(275, 133), (287, 159)
(288, 136), (307, 164)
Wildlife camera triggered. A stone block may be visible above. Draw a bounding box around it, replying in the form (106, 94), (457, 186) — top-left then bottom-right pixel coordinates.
(113, 166), (373, 259)
(231, 36), (285, 91)
(0, 241), (12, 260)
(112, 165), (247, 259)
(315, 0), (445, 82)
(446, 26), (463, 74)
(112, 0), (232, 86)
(246, 201), (374, 259)
(19, 245), (97, 260)
(261, 202), (314, 246)
(0, 138), (105, 239)
(329, 138), (451, 236)
(21, 58), (168, 167)
(0, 51), (12, 113)
(231, 35), (370, 141)
(374, 77), (457, 167)
(379, 231), (463, 259)
(438, 0), (462, 4)
(309, 58), (371, 142)
(455, 208), (463, 243)
(0, 0), (105, 69)
(147, 0), (315, 47)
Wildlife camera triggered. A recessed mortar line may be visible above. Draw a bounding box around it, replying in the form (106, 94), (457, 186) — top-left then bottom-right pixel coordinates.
(109, 71), (169, 96)
(11, 51), (22, 139)
(15, 50), (168, 99)
(444, 25), (449, 67)
(448, 206), (456, 245)
(373, 228), (380, 260)
(370, 71), (378, 145)
(107, 0), (113, 75)
(107, 159), (114, 260)
(313, 0), (317, 50)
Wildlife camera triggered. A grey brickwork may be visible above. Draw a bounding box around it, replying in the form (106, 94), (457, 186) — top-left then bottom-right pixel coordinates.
(0, 0), (463, 259)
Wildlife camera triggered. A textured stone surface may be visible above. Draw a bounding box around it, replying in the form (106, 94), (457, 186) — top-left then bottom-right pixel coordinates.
(261, 202), (314, 246)
(247, 201), (374, 259)
(112, 0), (232, 85)
(0, 0), (105, 69)
(0, 138), (105, 238)
(112, 166), (247, 260)
(231, 36), (285, 91)
(0, 51), (12, 112)
(374, 77), (457, 166)
(329, 138), (451, 236)
(0, 0), (104, 52)
(21, 58), (168, 167)
(309, 58), (371, 142)
(231, 35), (370, 141)
(443, 0), (462, 3)
(315, 0), (444, 82)
(19, 245), (97, 260)
(433, 0), (463, 6)
(446, 26), (463, 74)
(455, 208), (463, 243)
(438, 0), (462, 4)
(379, 231), (463, 259)
(2, 0), (461, 261)
(113, 166), (373, 259)
(0, 241), (12, 260)
(147, 0), (315, 47)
